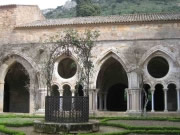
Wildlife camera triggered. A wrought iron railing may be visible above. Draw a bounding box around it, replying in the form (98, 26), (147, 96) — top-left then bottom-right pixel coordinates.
(45, 96), (89, 123)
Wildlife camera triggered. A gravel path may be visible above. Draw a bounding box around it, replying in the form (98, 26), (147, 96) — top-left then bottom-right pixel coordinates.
(108, 120), (180, 128)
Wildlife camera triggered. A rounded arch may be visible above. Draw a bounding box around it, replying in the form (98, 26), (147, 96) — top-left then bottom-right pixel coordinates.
(51, 84), (60, 97)
(154, 84), (164, 111)
(93, 48), (129, 88)
(143, 82), (152, 89)
(167, 83), (177, 111)
(166, 82), (178, 88)
(52, 82), (61, 90)
(152, 82), (166, 90)
(61, 82), (73, 90)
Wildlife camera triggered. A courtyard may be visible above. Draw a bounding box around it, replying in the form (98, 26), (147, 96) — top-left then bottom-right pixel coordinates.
(0, 114), (180, 135)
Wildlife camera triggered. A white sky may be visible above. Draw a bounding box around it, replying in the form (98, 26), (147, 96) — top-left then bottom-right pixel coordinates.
(0, 0), (69, 9)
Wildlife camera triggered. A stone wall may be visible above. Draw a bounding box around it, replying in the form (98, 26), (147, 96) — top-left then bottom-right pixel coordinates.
(0, 5), (180, 114)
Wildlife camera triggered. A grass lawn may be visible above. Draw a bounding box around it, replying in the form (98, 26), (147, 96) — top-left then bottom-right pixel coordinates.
(0, 114), (180, 135)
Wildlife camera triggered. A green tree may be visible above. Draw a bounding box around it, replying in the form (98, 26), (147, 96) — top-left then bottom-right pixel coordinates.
(76, 0), (100, 17)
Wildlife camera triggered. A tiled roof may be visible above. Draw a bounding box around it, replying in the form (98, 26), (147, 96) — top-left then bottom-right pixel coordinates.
(16, 13), (180, 28)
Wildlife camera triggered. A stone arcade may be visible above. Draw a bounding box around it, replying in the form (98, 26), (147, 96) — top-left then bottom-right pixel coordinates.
(0, 4), (180, 116)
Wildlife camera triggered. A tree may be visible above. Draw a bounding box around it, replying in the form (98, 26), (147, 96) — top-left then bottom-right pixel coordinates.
(43, 29), (99, 96)
(76, 0), (101, 17)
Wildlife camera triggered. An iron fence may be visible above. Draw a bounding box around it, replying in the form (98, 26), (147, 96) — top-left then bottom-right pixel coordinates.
(45, 96), (89, 123)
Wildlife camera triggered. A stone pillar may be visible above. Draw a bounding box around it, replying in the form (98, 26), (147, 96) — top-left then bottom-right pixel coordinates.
(125, 88), (129, 112)
(151, 90), (155, 112)
(128, 89), (141, 113)
(89, 89), (93, 112)
(88, 89), (99, 113)
(0, 81), (4, 113)
(36, 88), (47, 113)
(103, 92), (107, 111)
(59, 89), (63, 110)
(94, 89), (98, 111)
(99, 92), (103, 111)
(177, 89), (180, 112)
(72, 90), (75, 97)
(127, 71), (142, 113)
(71, 90), (75, 110)
(164, 89), (168, 112)
(59, 89), (63, 96)
(29, 89), (35, 114)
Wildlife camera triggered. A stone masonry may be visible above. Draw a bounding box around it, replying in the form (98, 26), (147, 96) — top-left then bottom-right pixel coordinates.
(0, 5), (180, 115)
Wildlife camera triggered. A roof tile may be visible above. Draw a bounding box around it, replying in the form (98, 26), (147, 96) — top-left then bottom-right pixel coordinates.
(16, 13), (180, 28)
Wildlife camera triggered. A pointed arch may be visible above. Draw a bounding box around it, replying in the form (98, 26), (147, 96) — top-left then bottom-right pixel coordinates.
(92, 48), (130, 88)
(139, 45), (178, 67)
(0, 53), (39, 113)
(95, 48), (129, 72)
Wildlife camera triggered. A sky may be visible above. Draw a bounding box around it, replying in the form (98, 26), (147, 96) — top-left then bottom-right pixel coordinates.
(0, 0), (69, 9)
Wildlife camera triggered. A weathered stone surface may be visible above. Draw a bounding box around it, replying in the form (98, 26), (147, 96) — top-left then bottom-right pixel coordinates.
(34, 120), (99, 134)
(0, 4), (179, 115)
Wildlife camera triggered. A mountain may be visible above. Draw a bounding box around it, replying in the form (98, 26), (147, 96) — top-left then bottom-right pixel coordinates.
(43, 0), (180, 19)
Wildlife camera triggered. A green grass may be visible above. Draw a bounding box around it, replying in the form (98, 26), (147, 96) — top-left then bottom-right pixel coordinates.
(0, 125), (25, 135)
(0, 115), (180, 135)
(0, 115), (44, 134)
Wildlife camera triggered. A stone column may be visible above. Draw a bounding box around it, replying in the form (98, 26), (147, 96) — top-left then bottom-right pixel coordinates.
(103, 92), (107, 111)
(128, 89), (141, 113)
(94, 89), (98, 111)
(164, 89), (168, 112)
(71, 90), (75, 110)
(177, 89), (180, 112)
(59, 89), (63, 96)
(99, 92), (103, 111)
(125, 88), (129, 112)
(88, 89), (93, 112)
(0, 81), (4, 113)
(127, 71), (142, 113)
(151, 90), (155, 112)
(29, 89), (35, 114)
(59, 89), (63, 110)
(72, 90), (75, 97)
(36, 88), (47, 113)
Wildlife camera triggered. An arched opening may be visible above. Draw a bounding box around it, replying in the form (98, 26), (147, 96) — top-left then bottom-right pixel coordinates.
(51, 85), (60, 96)
(75, 84), (84, 97)
(63, 85), (72, 111)
(167, 84), (177, 111)
(97, 57), (128, 111)
(142, 84), (151, 111)
(154, 84), (164, 111)
(3, 62), (30, 113)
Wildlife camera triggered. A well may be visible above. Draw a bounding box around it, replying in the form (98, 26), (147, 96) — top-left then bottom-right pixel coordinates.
(34, 96), (99, 134)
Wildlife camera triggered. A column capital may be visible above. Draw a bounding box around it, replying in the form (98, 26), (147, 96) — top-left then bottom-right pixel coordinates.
(150, 89), (155, 93)
(163, 88), (168, 92)
(71, 89), (76, 93)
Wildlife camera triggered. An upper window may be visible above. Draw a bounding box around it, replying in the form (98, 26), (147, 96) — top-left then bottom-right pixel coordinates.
(147, 56), (169, 78)
(58, 58), (77, 79)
